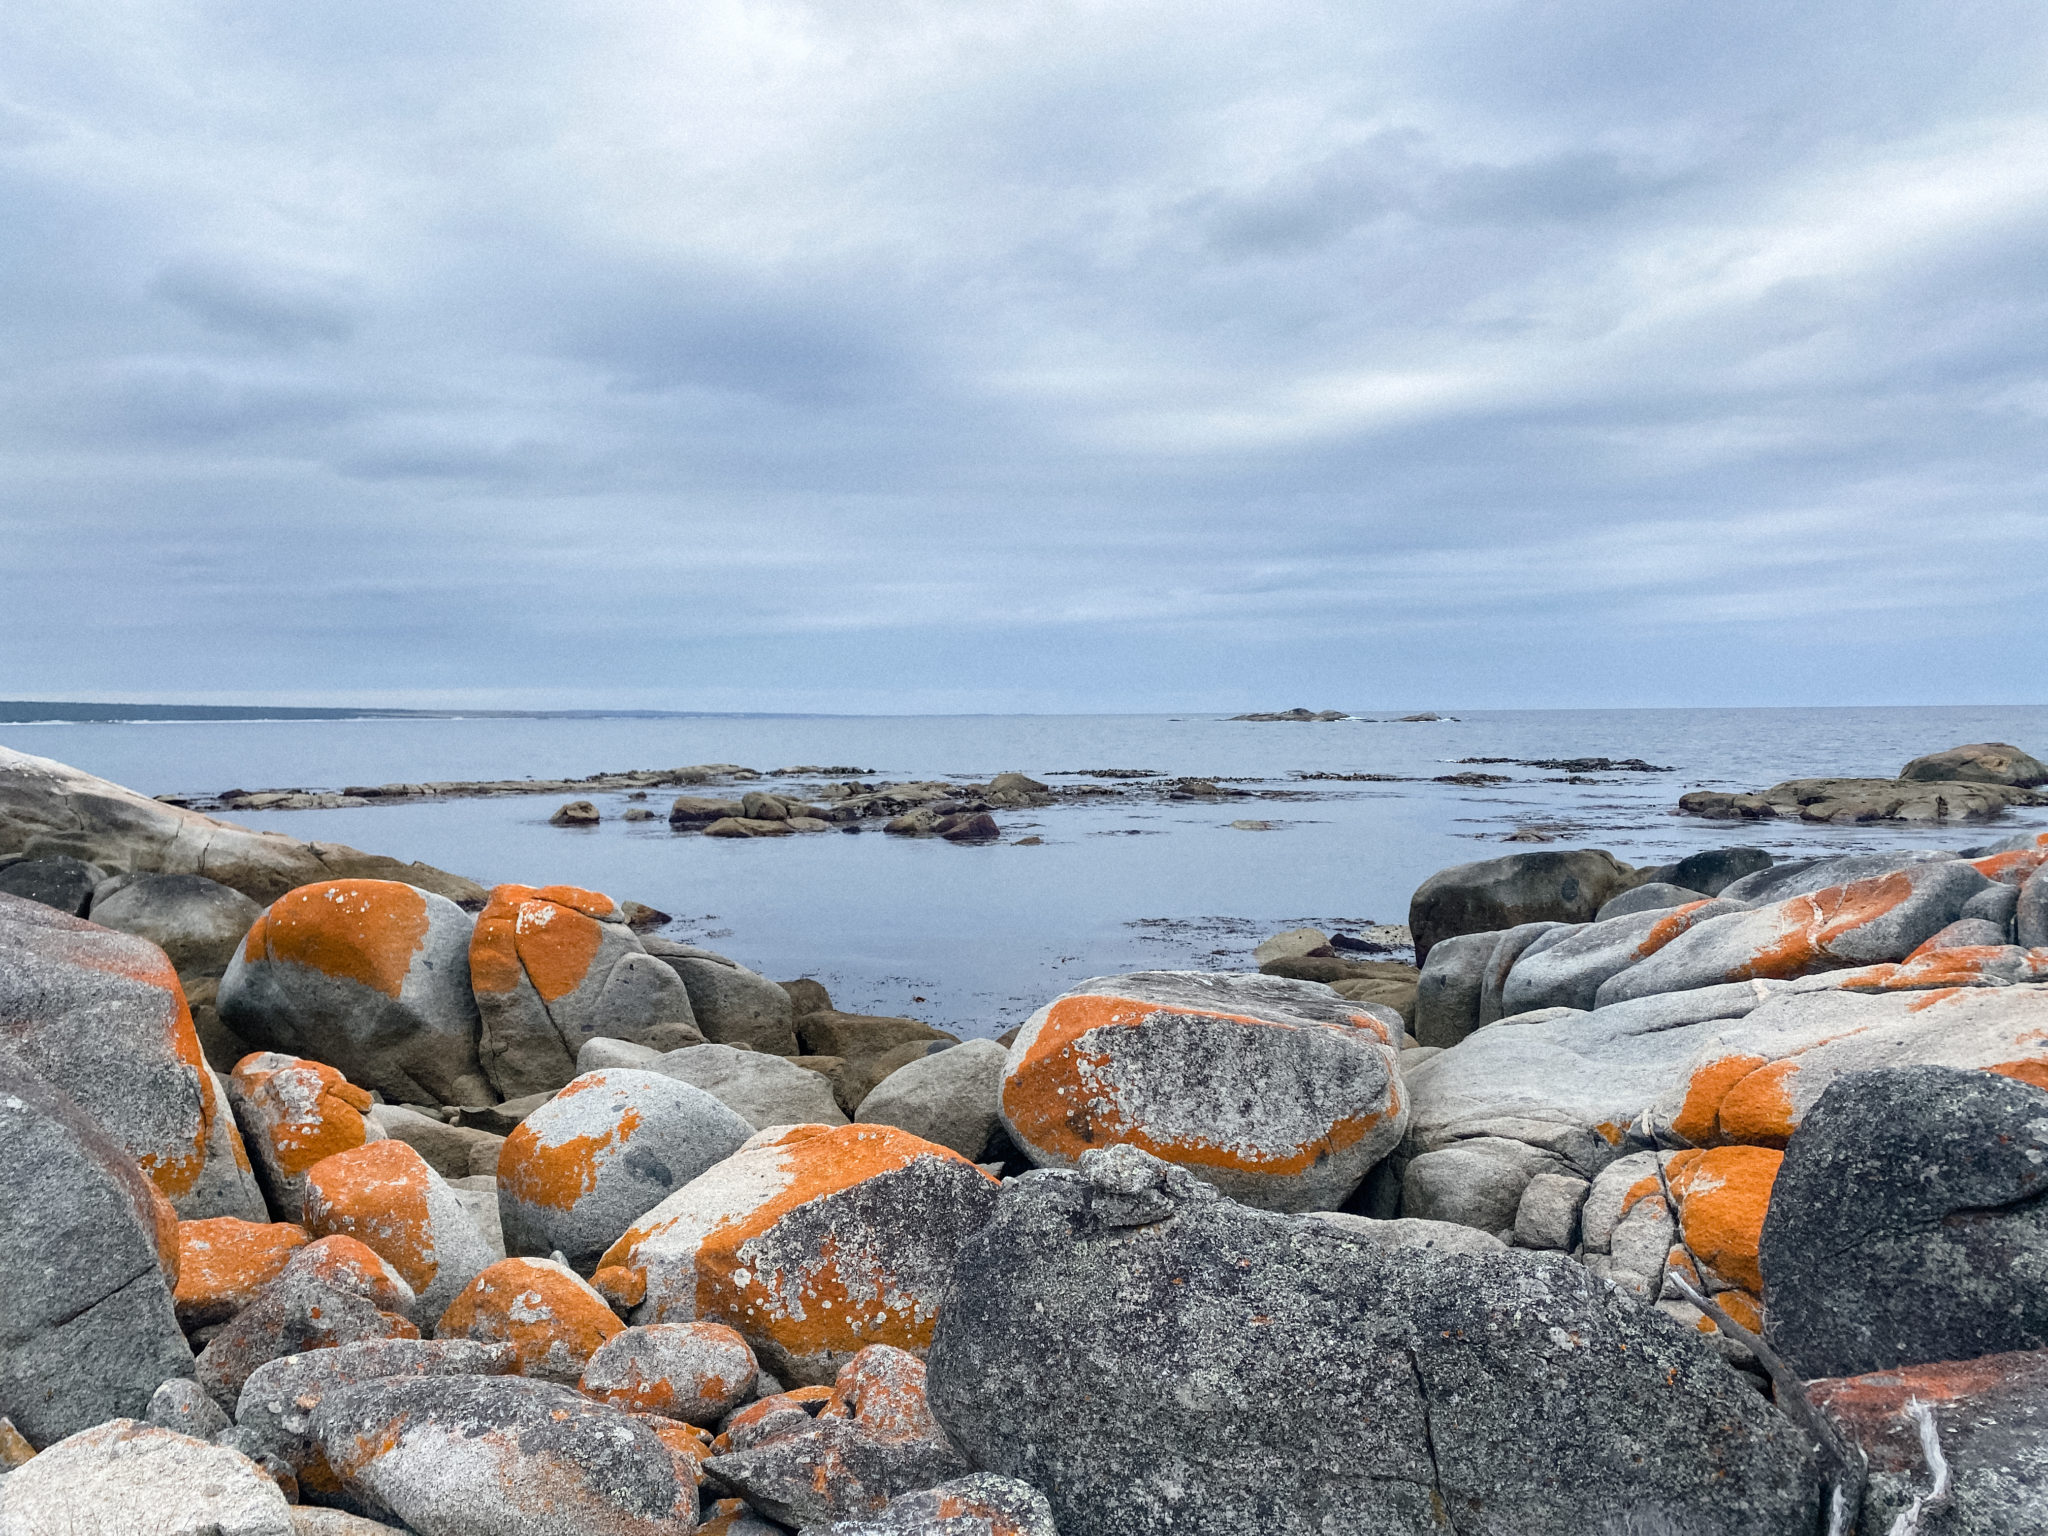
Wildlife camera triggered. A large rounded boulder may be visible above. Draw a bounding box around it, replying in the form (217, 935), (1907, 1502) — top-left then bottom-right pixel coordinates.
(469, 884), (697, 1098)
(226, 1050), (375, 1221)
(87, 872), (263, 978)
(997, 971), (1405, 1212)
(301, 1138), (496, 1323)
(0, 890), (260, 1219)
(497, 1067), (753, 1270)
(219, 879), (490, 1107)
(597, 1123), (1000, 1386)
(1409, 848), (1636, 963)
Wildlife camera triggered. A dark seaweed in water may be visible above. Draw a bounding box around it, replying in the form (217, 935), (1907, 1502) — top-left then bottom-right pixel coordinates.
(1458, 756), (1672, 773)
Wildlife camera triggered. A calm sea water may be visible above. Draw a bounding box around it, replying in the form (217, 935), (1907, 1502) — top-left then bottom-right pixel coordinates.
(10, 706), (2046, 1038)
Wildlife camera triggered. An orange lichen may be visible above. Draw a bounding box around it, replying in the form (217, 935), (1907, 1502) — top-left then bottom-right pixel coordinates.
(1633, 900), (1719, 960)
(1000, 992), (1396, 1175)
(289, 1234), (414, 1313)
(1671, 1054), (1767, 1146)
(436, 1258), (622, 1379)
(1666, 1145), (1783, 1294)
(1969, 848), (2048, 884)
(592, 1265), (647, 1309)
(711, 1386), (834, 1453)
(469, 886), (606, 1004)
(301, 1140), (439, 1295)
(1619, 1175), (1665, 1219)
(633, 1413), (712, 1480)
(1987, 1058), (2048, 1092)
(1714, 1060), (1801, 1147)
(248, 881), (430, 998)
(1593, 1121), (1629, 1147)
(231, 1054), (373, 1176)
(174, 1217), (309, 1318)
(1732, 873), (1913, 982)
(498, 1084), (642, 1213)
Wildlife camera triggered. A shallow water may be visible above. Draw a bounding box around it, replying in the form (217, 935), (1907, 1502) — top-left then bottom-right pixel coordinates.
(10, 706), (2045, 1037)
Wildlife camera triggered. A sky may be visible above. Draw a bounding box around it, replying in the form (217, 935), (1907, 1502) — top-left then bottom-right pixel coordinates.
(3, 1), (2046, 714)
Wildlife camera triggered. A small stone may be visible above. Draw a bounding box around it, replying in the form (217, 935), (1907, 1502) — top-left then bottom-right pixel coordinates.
(578, 1321), (761, 1426)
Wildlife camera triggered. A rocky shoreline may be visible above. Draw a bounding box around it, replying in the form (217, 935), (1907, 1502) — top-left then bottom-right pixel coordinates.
(3, 738), (2048, 1532)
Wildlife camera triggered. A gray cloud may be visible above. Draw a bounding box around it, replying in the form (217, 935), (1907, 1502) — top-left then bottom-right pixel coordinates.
(2, 0), (2046, 711)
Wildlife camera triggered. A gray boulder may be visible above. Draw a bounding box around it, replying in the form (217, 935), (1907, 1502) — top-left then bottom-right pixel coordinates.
(1961, 880), (2020, 930)
(1503, 900), (1744, 1015)
(650, 942), (799, 1054)
(146, 1377), (231, 1440)
(0, 1055), (194, 1447)
(89, 873), (262, 978)
(799, 1474), (1059, 1536)
(1595, 881), (1710, 920)
(1667, 846), (1773, 896)
(0, 1419), (294, 1536)
(643, 1042), (849, 1128)
(0, 855), (99, 915)
(1759, 1064), (2048, 1380)
(1901, 741), (2048, 787)
(313, 1375), (697, 1534)
(1719, 848), (1960, 905)
(1915, 917), (2012, 951)
(856, 1039), (1008, 1160)
(1811, 1347), (2048, 1536)
(1303, 1211), (1507, 1258)
(1408, 849), (1635, 964)
(194, 1269), (420, 1410)
(1475, 920), (1564, 1027)
(925, 1145), (1820, 1536)
(1412, 928), (1497, 1047)
(496, 1067), (753, 1269)
(1400, 1135), (1566, 1235)
(2021, 862), (2048, 948)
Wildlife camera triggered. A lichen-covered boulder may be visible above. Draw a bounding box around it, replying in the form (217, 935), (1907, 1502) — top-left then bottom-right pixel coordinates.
(470, 884), (696, 1098)
(497, 1068), (753, 1270)
(998, 971), (1406, 1212)
(235, 1337), (517, 1501)
(1663, 1144), (1781, 1334)
(927, 1145), (1821, 1536)
(702, 1344), (970, 1529)
(88, 872), (264, 978)
(0, 1055), (193, 1446)
(434, 1257), (623, 1383)
(1599, 861), (1991, 1005)
(1409, 848), (1636, 963)
(1500, 900), (1744, 1016)
(1810, 1348), (2048, 1536)
(1760, 1064), (2048, 1379)
(0, 890), (260, 1219)
(281, 1234), (419, 1315)
(220, 879), (490, 1107)
(194, 1266), (421, 1409)
(804, 1474), (1060, 1536)
(599, 1123), (1000, 1386)
(301, 1139), (495, 1323)
(578, 1321), (759, 1425)
(0, 1419), (294, 1536)
(228, 1051), (375, 1220)
(173, 1217), (311, 1329)
(312, 1374), (698, 1535)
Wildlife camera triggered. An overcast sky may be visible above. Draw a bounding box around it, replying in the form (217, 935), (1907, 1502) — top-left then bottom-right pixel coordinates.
(3, 2), (2045, 713)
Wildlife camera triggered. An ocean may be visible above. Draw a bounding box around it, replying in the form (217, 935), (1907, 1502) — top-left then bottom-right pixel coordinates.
(9, 705), (2045, 1039)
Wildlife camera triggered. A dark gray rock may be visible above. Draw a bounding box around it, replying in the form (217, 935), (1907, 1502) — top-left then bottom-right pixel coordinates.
(1760, 1065), (2048, 1380)
(1915, 918), (2013, 951)
(1901, 742), (2048, 788)
(0, 1055), (194, 1446)
(651, 944), (799, 1055)
(1594, 881), (1711, 921)
(1668, 847), (1774, 897)
(927, 1144), (1820, 1536)
(1409, 849), (1635, 964)
(88, 873), (262, 978)
(0, 856), (99, 915)
(1476, 921), (1563, 1026)
(2020, 864), (2048, 949)
(146, 1377), (230, 1440)
(1412, 928), (1498, 1048)
(799, 1474), (1059, 1536)
(1719, 849), (1958, 905)
(1812, 1347), (2048, 1536)
(1960, 880), (2020, 931)
(194, 1271), (419, 1410)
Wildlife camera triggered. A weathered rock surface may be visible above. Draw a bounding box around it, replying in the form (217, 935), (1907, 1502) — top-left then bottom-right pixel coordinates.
(797, 1474), (1058, 1536)
(1811, 1348), (2048, 1536)
(194, 1268), (421, 1409)
(496, 1067), (753, 1270)
(89, 872), (264, 978)
(301, 1138), (495, 1323)
(1760, 1064), (2048, 1379)
(367, 1102), (502, 1181)
(926, 1145), (1820, 1536)
(1412, 928), (1498, 1047)
(1681, 776), (2039, 823)
(0, 854), (100, 915)
(173, 1217), (313, 1329)
(0, 1419), (294, 1536)
(998, 971), (1406, 1212)
(1502, 899), (1744, 1015)
(650, 941), (800, 1055)
(600, 1123), (999, 1386)
(641, 1042), (849, 1129)
(0, 743), (485, 906)
(220, 879), (491, 1107)
(1594, 880), (1711, 920)
(1409, 848), (1636, 963)
(855, 1039), (1008, 1161)
(703, 1344), (969, 1529)
(434, 1257), (622, 1383)
(0, 1054), (193, 1446)
(228, 1051), (375, 1220)
(1902, 741), (2048, 787)
(147, 1376), (233, 1440)
(470, 885), (697, 1098)
(0, 891), (260, 1218)
(579, 1321), (759, 1425)
(312, 1374), (698, 1534)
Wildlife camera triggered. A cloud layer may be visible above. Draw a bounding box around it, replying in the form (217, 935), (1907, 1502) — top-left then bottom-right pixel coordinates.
(4, 1), (2046, 710)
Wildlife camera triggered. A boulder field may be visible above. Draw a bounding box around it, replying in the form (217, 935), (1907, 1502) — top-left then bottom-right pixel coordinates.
(4, 742), (2048, 1532)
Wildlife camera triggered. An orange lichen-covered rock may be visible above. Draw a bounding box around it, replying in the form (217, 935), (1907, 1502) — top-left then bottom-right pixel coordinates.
(226, 1051), (373, 1220)
(300, 1138), (494, 1322)
(283, 1234), (419, 1314)
(0, 890), (261, 1219)
(173, 1217), (311, 1328)
(578, 1320), (760, 1425)
(435, 1257), (623, 1383)
(1597, 861), (1991, 1006)
(1664, 1145), (1782, 1296)
(496, 1067), (752, 1270)
(599, 1123), (1000, 1386)
(192, 1264), (421, 1409)
(469, 884), (696, 1098)
(701, 1344), (970, 1529)
(219, 879), (490, 1107)
(810, 1474), (1062, 1536)
(998, 970), (1407, 1212)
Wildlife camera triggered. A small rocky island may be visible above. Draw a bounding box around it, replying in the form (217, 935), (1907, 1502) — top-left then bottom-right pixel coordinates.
(2, 738), (2047, 1533)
